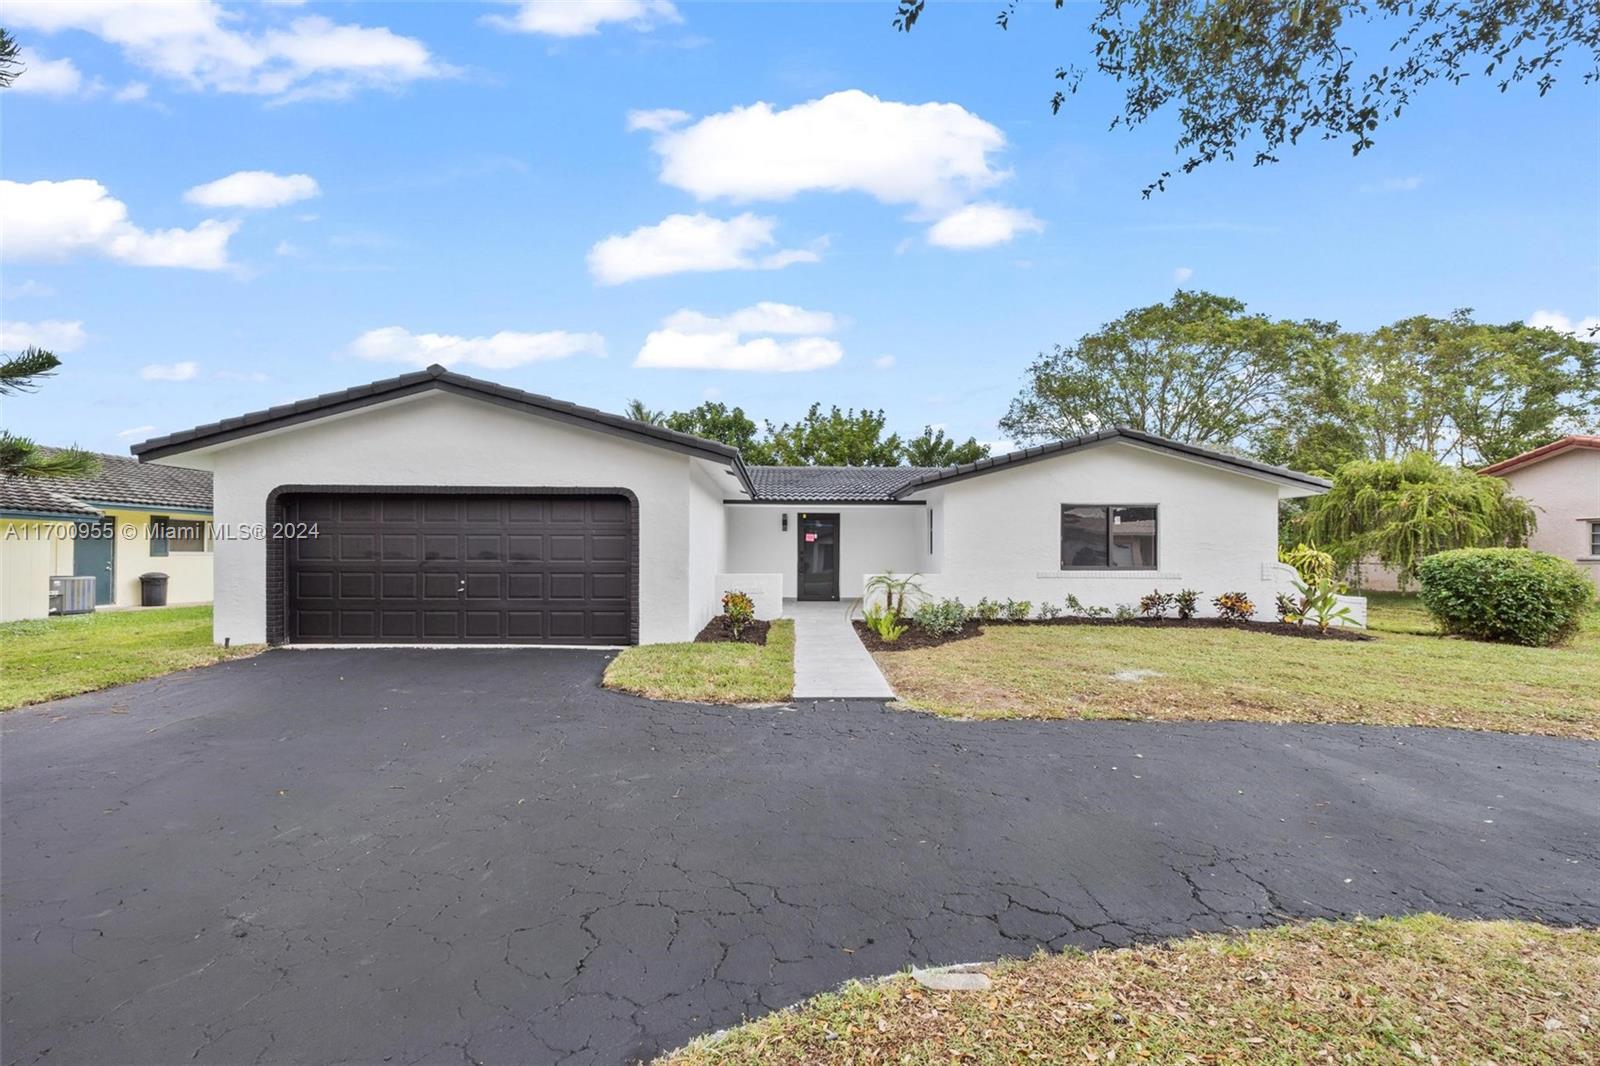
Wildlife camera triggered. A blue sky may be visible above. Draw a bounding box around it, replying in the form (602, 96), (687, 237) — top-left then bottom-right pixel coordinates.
(3, 0), (1597, 456)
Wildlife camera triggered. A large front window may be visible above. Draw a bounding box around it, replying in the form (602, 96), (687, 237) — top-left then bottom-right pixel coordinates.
(1060, 505), (1157, 569)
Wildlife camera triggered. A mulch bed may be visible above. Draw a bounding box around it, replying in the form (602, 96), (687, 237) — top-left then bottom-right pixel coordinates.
(856, 615), (1373, 651)
(695, 615), (772, 646)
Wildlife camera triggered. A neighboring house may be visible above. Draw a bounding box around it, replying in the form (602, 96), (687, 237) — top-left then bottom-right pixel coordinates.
(0, 451), (214, 622)
(1481, 435), (1600, 584)
(131, 365), (1328, 647)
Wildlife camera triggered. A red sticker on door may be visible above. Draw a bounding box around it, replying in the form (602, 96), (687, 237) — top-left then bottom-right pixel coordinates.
(804, 532), (817, 542)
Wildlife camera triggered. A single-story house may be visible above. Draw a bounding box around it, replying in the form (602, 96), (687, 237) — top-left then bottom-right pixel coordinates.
(1, 451), (215, 621)
(131, 365), (1329, 646)
(1481, 435), (1600, 584)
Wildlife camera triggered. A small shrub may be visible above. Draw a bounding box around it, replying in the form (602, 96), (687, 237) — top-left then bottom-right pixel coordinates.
(1138, 589), (1176, 619)
(1113, 602), (1138, 621)
(1275, 592), (1301, 624)
(1001, 598), (1032, 621)
(1174, 589), (1199, 620)
(1418, 548), (1595, 647)
(1279, 542), (1338, 585)
(1294, 576), (1360, 633)
(863, 602), (908, 642)
(912, 597), (968, 637)
(1063, 593), (1111, 619)
(1212, 592), (1256, 621)
(972, 597), (1003, 622)
(1036, 602), (1061, 620)
(865, 571), (925, 621)
(722, 590), (755, 637)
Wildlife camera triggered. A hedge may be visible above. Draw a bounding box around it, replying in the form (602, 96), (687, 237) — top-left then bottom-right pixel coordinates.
(1417, 548), (1595, 647)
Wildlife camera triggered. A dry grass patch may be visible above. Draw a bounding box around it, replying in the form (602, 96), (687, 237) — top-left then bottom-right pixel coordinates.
(603, 620), (793, 704)
(872, 598), (1600, 739)
(658, 915), (1598, 1065)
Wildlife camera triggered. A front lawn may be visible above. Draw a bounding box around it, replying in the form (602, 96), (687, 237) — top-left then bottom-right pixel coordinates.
(871, 597), (1600, 738)
(657, 915), (1597, 1065)
(0, 606), (258, 710)
(604, 619), (794, 704)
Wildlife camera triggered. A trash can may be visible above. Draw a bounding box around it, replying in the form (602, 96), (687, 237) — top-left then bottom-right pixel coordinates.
(139, 572), (169, 607)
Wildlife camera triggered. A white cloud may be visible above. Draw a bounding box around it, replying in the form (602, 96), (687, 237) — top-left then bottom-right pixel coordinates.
(217, 368), (270, 382)
(0, 179), (237, 270)
(114, 81), (150, 102)
(635, 302), (843, 373)
(274, 239), (301, 256)
(626, 107), (690, 133)
(926, 202), (1043, 249)
(185, 170), (319, 209)
(1527, 310), (1600, 339)
(587, 212), (819, 285)
(643, 90), (1011, 214)
(117, 424), (157, 439)
(4, 1), (451, 101)
(873, 355), (896, 370)
(141, 361), (200, 381)
(0, 319), (87, 352)
(9, 48), (89, 95)
(485, 0), (681, 37)
(1173, 266), (1194, 283)
(1, 279), (56, 299)
(346, 326), (606, 369)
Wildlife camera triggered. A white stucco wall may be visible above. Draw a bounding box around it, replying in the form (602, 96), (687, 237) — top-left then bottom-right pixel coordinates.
(723, 504), (925, 600)
(686, 461), (730, 634)
(909, 440), (1298, 616)
(1501, 448), (1600, 585)
(165, 391), (724, 646)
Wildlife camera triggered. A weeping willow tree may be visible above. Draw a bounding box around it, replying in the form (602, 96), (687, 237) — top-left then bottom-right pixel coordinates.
(1295, 453), (1535, 590)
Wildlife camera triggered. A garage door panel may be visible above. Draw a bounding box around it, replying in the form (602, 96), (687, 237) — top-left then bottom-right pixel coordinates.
(284, 492), (632, 645)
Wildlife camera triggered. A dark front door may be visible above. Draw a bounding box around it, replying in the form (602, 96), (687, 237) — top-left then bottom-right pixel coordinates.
(73, 516), (116, 606)
(796, 512), (840, 601)
(281, 492), (633, 645)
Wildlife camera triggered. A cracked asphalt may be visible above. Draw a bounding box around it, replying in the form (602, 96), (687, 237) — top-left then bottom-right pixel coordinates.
(3, 649), (1597, 1066)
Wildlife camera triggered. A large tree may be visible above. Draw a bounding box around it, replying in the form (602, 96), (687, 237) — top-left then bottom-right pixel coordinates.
(1001, 290), (1334, 447)
(0, 28), (22, 89)
(765, 404), (905, 466)
(1293, 452), (1536, 589)
(904, 426), (990, 467)
(1, 348), (98, 478)
(895, 1), (1600, 196)
(1266, 311), (1599, 469)
(661, 401), (776, 464)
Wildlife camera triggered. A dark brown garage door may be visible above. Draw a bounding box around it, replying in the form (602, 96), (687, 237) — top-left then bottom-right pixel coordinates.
(281, 493), (633, 645)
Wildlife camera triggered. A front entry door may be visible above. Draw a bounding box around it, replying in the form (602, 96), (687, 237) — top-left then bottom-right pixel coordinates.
(73, 516), (116, 606)
(797, 512), (840, 601)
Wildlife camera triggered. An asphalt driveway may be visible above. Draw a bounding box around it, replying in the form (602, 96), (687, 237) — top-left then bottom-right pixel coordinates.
(3, 650), (1597, 1066)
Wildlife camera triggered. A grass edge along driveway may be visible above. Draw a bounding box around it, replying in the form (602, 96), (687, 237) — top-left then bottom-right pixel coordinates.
(872, 596), (1600, 740)
(604, 619), (794, 704)
(657, 915), (1599, 1066)
(1, 606), (259, 710)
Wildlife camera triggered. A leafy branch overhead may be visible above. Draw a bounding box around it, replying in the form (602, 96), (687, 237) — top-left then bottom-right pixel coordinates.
(894, 1), (1600, 195)
(0, 348), (100, 479)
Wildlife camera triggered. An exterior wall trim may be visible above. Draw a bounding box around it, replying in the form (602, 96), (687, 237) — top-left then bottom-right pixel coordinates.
(262, 484), (641, 648)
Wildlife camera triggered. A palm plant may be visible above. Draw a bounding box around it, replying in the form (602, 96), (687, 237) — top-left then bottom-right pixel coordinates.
(1, 348), (99, 478)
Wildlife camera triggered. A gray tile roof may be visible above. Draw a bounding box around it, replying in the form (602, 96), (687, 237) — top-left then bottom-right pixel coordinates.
(0, 450), (212, 517)
(747, 466), (944, 501)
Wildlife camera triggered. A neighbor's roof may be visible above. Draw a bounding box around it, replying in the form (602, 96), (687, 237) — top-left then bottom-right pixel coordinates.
(132, 364), (755, 495)
(889, 426), (1332, 497)
(1, 449), (212, 519)
(1480, 435), (1600, 477)
(747, 465), (941, 501)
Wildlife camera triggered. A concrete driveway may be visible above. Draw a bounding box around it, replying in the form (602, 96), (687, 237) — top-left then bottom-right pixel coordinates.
(3, 650), (1597, 1066)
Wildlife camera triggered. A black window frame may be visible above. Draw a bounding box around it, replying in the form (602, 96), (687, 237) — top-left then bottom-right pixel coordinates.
(154, 516), (210, 554)
(1591, 521), (1600, 557)
(1060, 504), (1159, 571)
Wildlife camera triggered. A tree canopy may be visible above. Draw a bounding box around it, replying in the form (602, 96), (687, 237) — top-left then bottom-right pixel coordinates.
(765, 404), (905, 467)
(894, 1), (1600, 195)
(1, 348), (99, 479)
(1000, 290), (1334, 448)
(904, 426), (990, 467)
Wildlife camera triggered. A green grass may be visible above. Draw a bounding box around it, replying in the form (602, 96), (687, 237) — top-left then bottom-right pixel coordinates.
(603, 619), (794, 704)
(872, 596), (1600, 739)
(656, 915), (1599, 1065)
(0, 606), (258, 709)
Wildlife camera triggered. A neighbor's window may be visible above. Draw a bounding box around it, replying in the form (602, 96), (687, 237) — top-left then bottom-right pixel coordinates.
(1060, 505), (1157, 569)
(1591, 521), (1600, 556)
(152, 517), (209, 554)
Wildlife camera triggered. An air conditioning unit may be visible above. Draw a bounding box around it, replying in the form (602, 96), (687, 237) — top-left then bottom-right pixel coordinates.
(50, 575), (96, 615)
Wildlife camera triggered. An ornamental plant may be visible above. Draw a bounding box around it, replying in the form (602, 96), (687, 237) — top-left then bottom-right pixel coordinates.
(1418, 548), (1595, 646)
(722, 590), (755, 638)
(863, 602), (908, 642)
(1212, 592), (1256, 621)
(1174, 589), (1199, 619)
(1139, 589), (1176, 618)
(911, 597), (968, 636)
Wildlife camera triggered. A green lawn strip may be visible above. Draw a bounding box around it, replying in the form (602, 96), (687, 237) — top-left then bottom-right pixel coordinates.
(657, 915), (1598, 1066)
(0, 606), (258, 709)
(603, 620), (794, 704)
(873, 597), (1600, 738)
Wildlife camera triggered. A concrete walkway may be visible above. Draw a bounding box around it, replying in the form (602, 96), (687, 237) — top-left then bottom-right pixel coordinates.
(786, 598), (896, 700)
